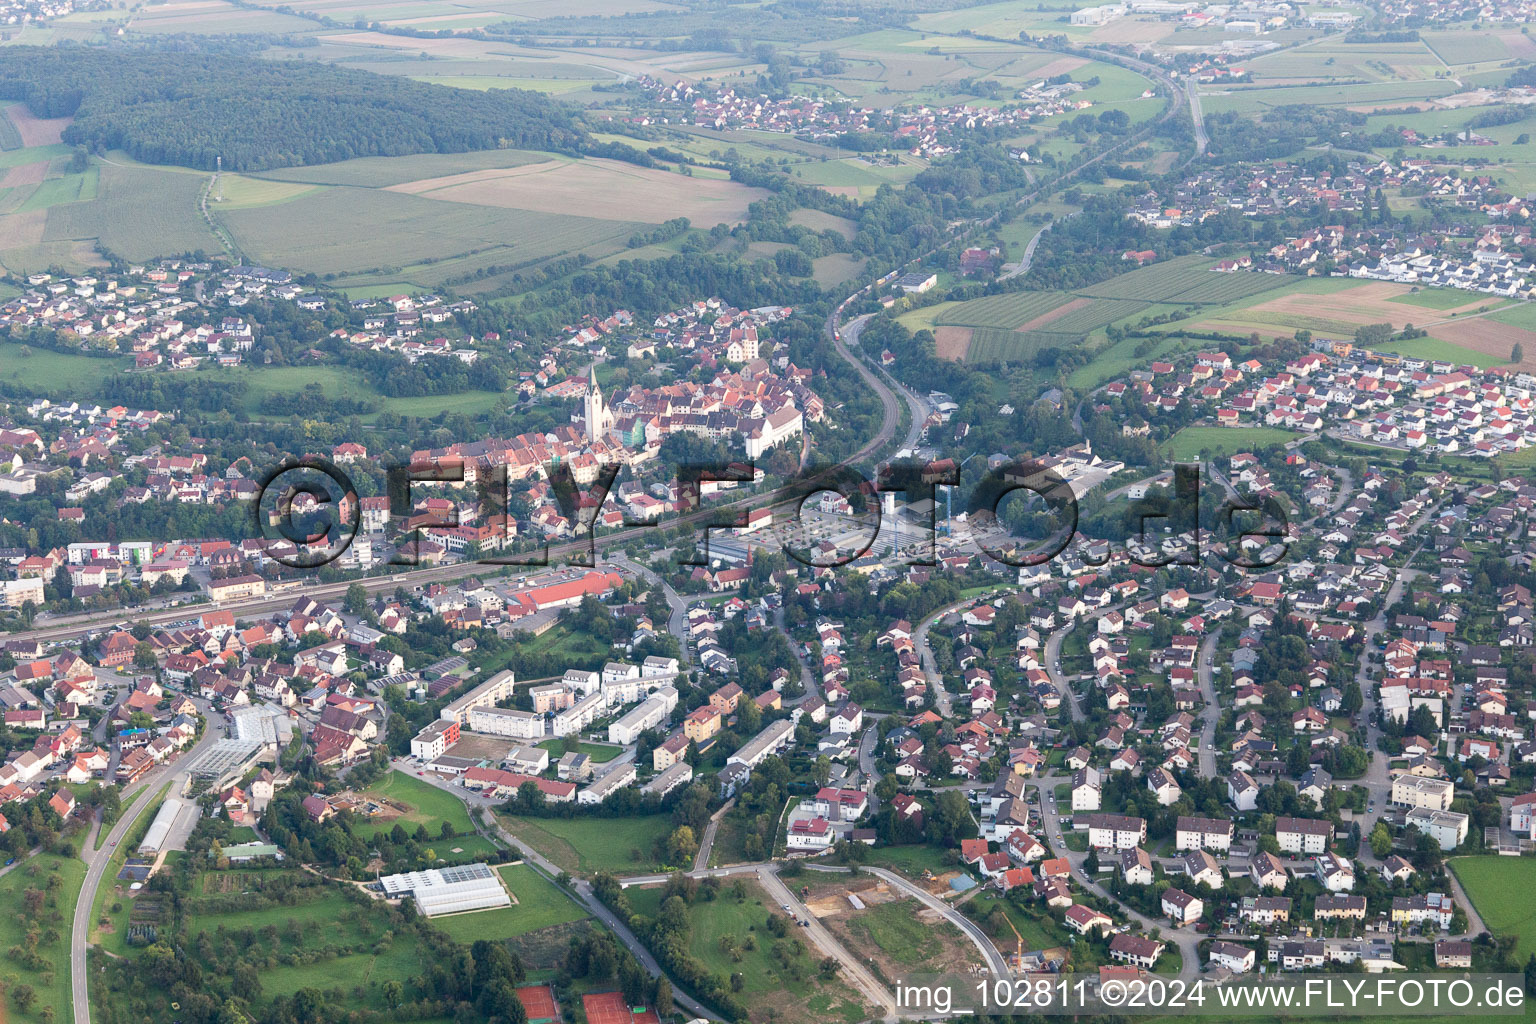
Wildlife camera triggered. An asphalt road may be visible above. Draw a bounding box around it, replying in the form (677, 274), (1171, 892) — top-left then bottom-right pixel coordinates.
(73, 714), (222, 1024)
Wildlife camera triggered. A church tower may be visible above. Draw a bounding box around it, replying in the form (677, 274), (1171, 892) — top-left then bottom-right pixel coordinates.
(583, 365), (611, 440)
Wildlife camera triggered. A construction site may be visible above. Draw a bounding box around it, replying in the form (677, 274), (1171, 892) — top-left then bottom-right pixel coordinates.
(798, 875), (985, 985)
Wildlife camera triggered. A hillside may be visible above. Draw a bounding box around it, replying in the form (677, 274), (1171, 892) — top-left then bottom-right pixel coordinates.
(0, 47), (588, 172)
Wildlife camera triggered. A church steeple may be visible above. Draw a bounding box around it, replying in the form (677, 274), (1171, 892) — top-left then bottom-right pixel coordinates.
(583, 364), (611, 440)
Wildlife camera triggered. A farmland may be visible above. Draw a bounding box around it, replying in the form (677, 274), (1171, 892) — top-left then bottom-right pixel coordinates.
(384, 156), (767, 225)
(921, 256), (1293, 364)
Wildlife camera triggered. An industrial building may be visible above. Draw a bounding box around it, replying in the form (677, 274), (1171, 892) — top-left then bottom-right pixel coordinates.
(378, 862), (511, 916)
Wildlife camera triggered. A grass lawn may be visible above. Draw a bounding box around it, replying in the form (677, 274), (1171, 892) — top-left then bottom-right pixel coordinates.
(1, 340), (129, 393)
(536, 739), (623, 763)
(859, 844), (955, 879)
(0, 852), (85, 1024)
(1449, 855), (1536, 954)
(1164, 426), (1300, 461)
(353, 770), (476, 839)
(497, 813), (676, 875)
(430, 863), (587, 943)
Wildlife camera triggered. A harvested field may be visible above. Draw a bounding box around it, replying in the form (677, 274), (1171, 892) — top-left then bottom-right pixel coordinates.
(1018, 295), (1090, 332)
(1433, 318), (1536, 370)
(1029, 57), (1089, 79)
(1502, 30), (1536, 59)
(0, 209), (46, 246)
(1249, 281), (1492, 328)
(386, 157), (766, 224)
(4, 103), (70, 147)
(1090, 18), (1176, 43)
(935, 325), (973, 360)
(0, 160), (48, 188)
(789, 207), (857, 239)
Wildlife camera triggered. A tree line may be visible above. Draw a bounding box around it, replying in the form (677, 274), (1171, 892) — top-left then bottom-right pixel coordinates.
(0, 47), (588, 171)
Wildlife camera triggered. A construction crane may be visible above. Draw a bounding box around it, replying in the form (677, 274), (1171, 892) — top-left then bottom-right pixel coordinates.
(1002, 911), (1025, 971)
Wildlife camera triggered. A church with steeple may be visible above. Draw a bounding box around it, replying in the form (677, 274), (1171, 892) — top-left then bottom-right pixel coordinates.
(582, 365), (613, 441)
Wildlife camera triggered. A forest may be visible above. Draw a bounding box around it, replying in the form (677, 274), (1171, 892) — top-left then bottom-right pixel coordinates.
(0, 47), (588, 171)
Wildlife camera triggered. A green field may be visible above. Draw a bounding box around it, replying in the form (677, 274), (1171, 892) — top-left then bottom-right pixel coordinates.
(496, 813), (675, 875)
(1388, 287), (1492, 310)
(0, 341), (129, 393)
(0, 852), (85, 1024)
(17, 166), (99, 213)
(192, 363), (507, 421)
(353, 770), (476, 840)
(1371, 336), (1503, 369)
(931, 291), (1074, 329)
(45, 160), (220, 262)
(1165, 426), (1300, 461)
(1489, 303), (1536, 331)
(429, 863), (588, 943)
(1075, 255), (1290, 304)
(1450, 856), (1536, 955)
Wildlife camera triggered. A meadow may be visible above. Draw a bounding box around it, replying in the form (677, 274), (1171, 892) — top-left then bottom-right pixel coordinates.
(1165, 426), (1300, 461)
(352, 769), (477, 840)
(0, 341), (128, 392)
(0, 852), (86, 1024)
(496, 813), (675, 874)
(535, 739), (623, 763)
(1449, 855), (1536, 956)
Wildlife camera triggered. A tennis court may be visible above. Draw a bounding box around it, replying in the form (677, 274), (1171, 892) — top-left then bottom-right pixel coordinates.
(582, 992), (659, 1024)
(517, 984), (559, 1023)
